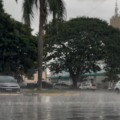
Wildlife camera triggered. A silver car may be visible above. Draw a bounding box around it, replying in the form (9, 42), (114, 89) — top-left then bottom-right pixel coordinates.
(0, 76), (20, 92)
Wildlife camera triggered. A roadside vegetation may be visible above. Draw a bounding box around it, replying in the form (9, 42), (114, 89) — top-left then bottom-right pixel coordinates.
(44, 17), (120, 88)
(0, 0), (37, 81)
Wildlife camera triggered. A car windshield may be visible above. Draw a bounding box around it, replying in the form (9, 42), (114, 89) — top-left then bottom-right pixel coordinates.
(0, 76), (17, 83)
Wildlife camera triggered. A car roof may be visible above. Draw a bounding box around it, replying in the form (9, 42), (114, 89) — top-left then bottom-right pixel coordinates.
(0, 76), (16, 82)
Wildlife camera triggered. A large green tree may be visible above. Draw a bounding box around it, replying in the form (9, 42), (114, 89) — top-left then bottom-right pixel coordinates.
(45, 17), (120, 88)
(16, 0), (66, 89)
(0, 1), (37, 80)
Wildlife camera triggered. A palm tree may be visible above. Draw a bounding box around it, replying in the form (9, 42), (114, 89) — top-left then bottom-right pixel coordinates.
(16, 0), (66, 89)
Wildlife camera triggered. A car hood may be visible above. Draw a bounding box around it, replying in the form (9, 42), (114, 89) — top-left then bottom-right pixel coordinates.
(0, 83), (20, 87)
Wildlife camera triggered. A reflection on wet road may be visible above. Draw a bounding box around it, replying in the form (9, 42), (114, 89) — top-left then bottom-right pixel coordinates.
(0, 91), (120, 120)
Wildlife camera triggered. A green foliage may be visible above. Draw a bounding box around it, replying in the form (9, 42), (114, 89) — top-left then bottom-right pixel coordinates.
(104, 71), (119, 82)
(44, 17), (120, 87)
(0, 0), (4, 13)
(104, 27), (120, 74)
(0, 10), (37, 79)
(18, 0), (66, 27)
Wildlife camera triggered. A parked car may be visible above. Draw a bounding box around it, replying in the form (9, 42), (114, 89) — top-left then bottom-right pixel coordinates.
(53, 83), (70, 89)
(114, 81), (120, 92)
(79, 83), (96, 90)
(0, 76), (20, 92)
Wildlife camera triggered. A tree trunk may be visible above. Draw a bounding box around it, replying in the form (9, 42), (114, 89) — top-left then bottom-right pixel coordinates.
(70, 73), (78, 88)
(72, 77), (78, 88)
(37, 1), (45, 89)
(68, 67), (79, 89)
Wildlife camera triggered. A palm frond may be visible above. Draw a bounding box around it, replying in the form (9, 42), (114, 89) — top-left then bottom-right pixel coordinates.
(22, 0), (35, 27)
(0, 0), (4, 13)
(57, 0), (66, 19)
(48, 0), (66, 20)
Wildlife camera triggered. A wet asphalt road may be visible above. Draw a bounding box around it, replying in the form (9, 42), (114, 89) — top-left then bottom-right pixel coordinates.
(0, 91), (120, 120)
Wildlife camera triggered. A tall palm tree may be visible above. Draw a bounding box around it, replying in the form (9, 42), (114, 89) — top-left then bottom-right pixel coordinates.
(16, 0), (66, 89)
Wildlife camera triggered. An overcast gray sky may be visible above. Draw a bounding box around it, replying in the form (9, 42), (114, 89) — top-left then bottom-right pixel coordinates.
(3, 0), (119, 34)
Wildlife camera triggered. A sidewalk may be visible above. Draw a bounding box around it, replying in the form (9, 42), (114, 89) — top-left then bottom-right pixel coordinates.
(0, 89), (81, 96)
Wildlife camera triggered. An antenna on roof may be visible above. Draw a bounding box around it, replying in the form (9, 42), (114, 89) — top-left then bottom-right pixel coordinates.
(115, 0), (119, 16)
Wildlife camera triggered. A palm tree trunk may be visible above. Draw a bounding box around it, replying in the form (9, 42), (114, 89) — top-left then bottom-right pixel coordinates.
(37, 1), (45, 89)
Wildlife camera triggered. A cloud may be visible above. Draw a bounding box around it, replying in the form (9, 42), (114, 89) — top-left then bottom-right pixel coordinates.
(3, 0), (117, 33)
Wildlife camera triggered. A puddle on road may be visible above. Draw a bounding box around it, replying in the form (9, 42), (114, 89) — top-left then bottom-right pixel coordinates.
(0, 92), (120, 120)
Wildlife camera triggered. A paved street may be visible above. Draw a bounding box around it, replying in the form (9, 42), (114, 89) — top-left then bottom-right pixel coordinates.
(0, 91), (120, 120)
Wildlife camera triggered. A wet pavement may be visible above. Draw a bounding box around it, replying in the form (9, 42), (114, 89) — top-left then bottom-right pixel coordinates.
(0, 91), (120, 120)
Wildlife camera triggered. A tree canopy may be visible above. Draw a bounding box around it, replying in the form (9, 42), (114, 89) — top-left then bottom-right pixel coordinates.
(44, 17), (120, 87)
(0, 3), (37, 80)
(0, 0), (4, 13)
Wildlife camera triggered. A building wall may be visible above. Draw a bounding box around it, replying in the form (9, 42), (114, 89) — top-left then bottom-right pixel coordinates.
(23, 71), (47, 84)
(110, 16), (120, 29)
